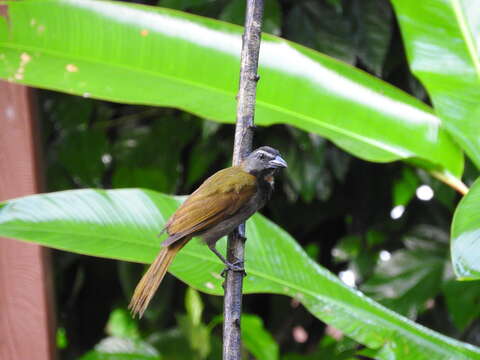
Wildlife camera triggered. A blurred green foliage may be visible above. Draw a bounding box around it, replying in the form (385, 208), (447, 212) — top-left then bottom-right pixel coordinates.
(34, 0), (480, 359)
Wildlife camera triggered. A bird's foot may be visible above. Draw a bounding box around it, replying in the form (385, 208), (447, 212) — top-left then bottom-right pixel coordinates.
(221, 260), (246, 278)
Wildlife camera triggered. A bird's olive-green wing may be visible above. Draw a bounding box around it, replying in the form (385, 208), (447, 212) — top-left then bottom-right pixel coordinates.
(163, 167), (256, 245)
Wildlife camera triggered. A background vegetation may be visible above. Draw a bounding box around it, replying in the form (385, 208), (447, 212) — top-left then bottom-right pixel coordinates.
(1, 0), (479, 359)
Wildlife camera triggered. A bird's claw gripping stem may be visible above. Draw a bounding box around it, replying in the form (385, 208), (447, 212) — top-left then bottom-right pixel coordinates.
(208, 236), (247, 278)
(221, 260), (246, 278)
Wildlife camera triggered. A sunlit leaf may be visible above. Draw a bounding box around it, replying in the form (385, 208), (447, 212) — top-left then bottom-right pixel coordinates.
(106, 308), (140, 340)
(392, 0), (480, 168)
(0, 0), (463, 180)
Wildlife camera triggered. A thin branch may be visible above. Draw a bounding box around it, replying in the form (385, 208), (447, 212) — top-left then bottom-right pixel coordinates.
(431, 170), (469, 195)
(223, 1), (264, 359)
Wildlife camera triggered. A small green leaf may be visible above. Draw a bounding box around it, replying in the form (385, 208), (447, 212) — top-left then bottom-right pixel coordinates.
(185, 287), (203, 326)
(80, 337), (160, 360)
(150, 329), (194, 360)
(242, 314), (278, 360)
(56, 327), (68, 349)
(176, 287), (210, 359)
(393, 167), (419, 206)
(106, 308), (140, 340)
(332, 235), (361, 262)
(177, 314), (211, 359)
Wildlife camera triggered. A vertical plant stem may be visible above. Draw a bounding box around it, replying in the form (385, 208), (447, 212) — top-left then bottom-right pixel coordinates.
(222, 1), (264, 359)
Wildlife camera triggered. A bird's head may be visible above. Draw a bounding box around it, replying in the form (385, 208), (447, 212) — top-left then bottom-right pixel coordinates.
(241, 146), (287, 177)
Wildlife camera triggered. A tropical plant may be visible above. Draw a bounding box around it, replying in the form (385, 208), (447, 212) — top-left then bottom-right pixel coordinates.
(1, 0), (479, 359)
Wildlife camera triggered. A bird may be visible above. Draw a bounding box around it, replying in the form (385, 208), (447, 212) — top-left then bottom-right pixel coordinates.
(128, 146), (287, 318)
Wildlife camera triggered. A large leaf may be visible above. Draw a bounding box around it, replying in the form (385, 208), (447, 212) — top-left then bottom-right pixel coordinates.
(0, 189), (479, 359)
(284, 1), (355, 64)
(391, 0), (480, 168)
(352, 0), (393, 76)
(362, 227), (447, 319)
(443, 279), (480, 331)
(451, 177), (480, 279)
(0, 0), (463, 180)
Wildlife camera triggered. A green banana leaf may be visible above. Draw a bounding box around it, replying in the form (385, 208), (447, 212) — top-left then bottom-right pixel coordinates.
(0, 0), (463, 181)
(0, 189), (479, 360)
(451, 177), (480, 279)
(391, 0), (480, 169)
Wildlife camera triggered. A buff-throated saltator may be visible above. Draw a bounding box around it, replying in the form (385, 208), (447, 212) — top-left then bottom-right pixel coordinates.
(129, 146), (287, 317)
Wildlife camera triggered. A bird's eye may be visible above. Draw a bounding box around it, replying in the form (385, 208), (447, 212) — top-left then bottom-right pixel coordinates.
(258, 153), (266, 160)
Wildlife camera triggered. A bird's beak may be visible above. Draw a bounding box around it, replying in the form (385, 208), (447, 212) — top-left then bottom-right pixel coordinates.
(269, 155), (288, 168)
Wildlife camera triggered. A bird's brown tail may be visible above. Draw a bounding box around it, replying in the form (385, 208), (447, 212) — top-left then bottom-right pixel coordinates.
(129, 240), (187, 318)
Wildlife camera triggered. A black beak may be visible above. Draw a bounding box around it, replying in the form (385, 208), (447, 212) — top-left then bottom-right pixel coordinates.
(269, 155), (288, 168)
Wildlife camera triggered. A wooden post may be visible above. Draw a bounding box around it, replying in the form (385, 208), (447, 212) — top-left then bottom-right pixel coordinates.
(0, 81), (56, 360)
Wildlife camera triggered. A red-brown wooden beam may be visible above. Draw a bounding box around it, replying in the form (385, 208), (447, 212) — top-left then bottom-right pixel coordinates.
(0, 81), (56, 360)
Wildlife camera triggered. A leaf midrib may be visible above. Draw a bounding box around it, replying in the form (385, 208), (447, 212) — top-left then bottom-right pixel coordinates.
(451, 0), (480, 80)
